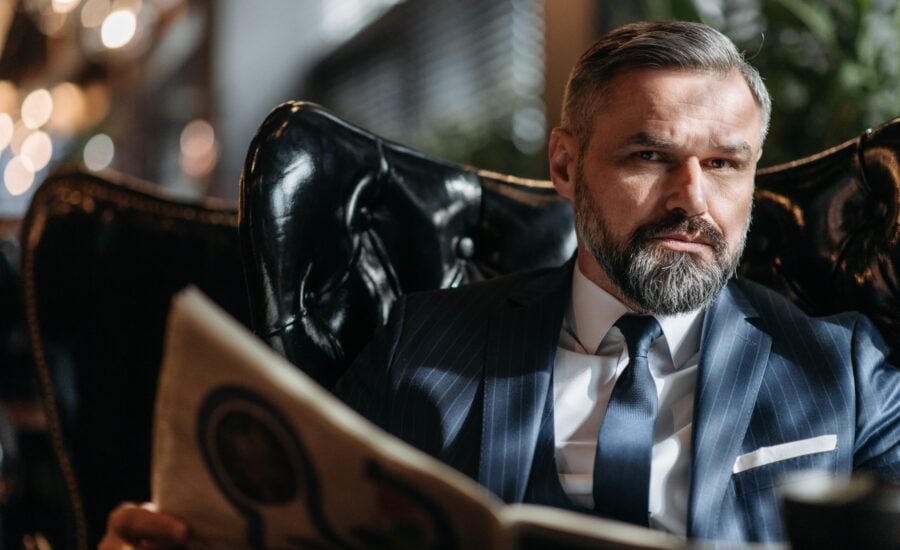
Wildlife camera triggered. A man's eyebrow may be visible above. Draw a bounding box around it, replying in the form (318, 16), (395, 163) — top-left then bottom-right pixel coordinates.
(626, 132), (754, 158)
(625, 132), (674, 149)
(712, 141), (753, 158)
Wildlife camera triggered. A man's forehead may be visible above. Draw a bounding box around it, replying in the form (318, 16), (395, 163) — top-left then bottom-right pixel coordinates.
(605, 66), (751, 104)
(588, 67), (764, 150)
(604, 65), (740, 90)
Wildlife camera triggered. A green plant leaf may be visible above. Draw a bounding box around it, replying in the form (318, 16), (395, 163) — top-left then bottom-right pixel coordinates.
(771, 0), (838, 48)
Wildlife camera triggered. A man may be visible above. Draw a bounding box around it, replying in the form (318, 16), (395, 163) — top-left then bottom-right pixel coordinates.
(102, 20), (900, 547)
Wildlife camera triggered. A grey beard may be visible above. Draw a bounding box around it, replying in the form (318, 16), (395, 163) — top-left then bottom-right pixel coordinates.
(601, 236), (737, 315)
(575, 186), (748, 315)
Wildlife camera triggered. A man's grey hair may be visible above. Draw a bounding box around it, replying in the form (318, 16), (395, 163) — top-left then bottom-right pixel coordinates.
(561, 20), (772, 150)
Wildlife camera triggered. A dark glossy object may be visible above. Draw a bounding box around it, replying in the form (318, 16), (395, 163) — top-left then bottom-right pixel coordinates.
(240, 102), (575, 388)
(21, 171), (250, 549)
(0, 225), (69, 548)
(745, 119), (900, 361)
(780, 472), (900, 549)
(242, 102), (900, 387)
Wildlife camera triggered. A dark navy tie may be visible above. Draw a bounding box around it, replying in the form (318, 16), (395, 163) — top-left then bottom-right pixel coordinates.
(593, 314), (662, 526)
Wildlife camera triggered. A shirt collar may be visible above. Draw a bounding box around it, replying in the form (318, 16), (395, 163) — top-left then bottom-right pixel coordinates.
(569, 263), (705, 367)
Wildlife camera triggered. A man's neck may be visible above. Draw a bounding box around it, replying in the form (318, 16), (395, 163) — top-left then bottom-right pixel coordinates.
(575, 247), (645, 313)
(570, 262), (705, 367)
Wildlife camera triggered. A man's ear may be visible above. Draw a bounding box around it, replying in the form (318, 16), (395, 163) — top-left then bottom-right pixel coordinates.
(549, 127), (578, 201)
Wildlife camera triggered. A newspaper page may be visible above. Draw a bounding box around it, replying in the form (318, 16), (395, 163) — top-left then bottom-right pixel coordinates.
(500, 504), (685, 549)
(153, 288), (503, 549)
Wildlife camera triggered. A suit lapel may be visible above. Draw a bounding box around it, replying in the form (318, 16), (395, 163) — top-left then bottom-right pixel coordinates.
(478, 260), (572, 502)
(687, 279), (772, 539)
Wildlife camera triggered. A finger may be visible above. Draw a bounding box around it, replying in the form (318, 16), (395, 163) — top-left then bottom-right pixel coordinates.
(106, 502), (190, 547)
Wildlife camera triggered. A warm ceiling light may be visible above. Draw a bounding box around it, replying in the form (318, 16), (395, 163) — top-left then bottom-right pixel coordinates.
(21, 131), (54, 171)
(0, 81), (18, 115)
(180, 119), (218, 177)
(83, 82), (111, 126)
(4, 156), (35, 196)
(101, 9), (137, 49)
(49, 82), (88, 133)
(36, 12), (68, 37)
(81, 0), (111, 28)
(180, 119), (215, 157)
(21, 89), (54, 129)
(10, 121), (32, 155)
(0, 113), (13, 151)
(52, 0), (82, 14)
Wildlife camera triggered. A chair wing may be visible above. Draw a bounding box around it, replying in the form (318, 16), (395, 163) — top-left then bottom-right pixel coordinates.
(743, 118), (900, 357)
(21, 170), (250, 549)
(240, 101), (575, 388)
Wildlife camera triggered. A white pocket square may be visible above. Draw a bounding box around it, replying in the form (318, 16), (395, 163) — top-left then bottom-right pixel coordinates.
(732, 434), (837, 474)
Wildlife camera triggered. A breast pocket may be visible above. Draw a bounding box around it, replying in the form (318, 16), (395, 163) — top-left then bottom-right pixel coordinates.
(731, 445), (838, 542)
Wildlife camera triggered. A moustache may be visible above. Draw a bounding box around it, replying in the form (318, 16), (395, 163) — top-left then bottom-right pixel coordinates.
(630, 213), (727, 255)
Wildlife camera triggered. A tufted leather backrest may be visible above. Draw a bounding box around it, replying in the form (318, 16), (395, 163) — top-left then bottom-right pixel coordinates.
(241, 103), (900, 384)
(21, 171), (250, 549)
(240, 102), (576, 389)
(743, 118), (900, 360)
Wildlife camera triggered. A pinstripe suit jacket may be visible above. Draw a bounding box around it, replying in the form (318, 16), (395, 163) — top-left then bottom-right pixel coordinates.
(336, 261), (900, 543)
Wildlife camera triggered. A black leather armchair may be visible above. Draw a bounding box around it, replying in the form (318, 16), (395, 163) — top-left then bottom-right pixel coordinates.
(240, 101), (900, 389)
(240, 102), (576, 389)
(26, 102), (900, 549)
(744, 122), (900, 356)
(20, 170), (251, 549)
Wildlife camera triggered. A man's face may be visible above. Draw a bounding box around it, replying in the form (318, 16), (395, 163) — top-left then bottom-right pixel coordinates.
(549, 67), (762, 314)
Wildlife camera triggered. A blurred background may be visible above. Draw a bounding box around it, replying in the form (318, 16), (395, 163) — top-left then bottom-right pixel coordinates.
(0, 0), (899, 217)
(0, 0), (899, 547)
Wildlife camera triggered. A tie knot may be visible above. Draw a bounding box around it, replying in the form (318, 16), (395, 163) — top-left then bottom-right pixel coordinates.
(614, 315), (662, 359)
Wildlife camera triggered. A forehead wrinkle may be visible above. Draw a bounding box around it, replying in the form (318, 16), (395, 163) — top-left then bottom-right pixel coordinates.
(592, 70), (764, 153)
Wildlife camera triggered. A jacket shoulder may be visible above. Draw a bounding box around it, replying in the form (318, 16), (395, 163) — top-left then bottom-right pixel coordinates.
(732, 277), (888, 350)
(735, 277), (858, 325)
(402, 264), (562, 305)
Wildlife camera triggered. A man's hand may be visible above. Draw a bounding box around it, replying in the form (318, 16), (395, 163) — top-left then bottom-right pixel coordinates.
(98, 502), (189, 550)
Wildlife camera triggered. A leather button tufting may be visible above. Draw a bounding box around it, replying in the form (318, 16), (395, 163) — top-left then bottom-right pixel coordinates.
(456, 236), (475, 258)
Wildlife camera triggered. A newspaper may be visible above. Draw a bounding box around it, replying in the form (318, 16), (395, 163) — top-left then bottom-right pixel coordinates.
(152, 288), (687, 549)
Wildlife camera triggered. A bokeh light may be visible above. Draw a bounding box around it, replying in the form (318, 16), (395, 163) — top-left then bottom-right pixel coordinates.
(101, 9), (137, 49)
(4, 156), (35, 196)
(21, 131), (54, 171)
(10, 121), (32, 155)
(49, 82), (88, 133)
(52, 0), (82, 14)
(35, 11), (69, 37)
(83, 82), (111, 126)
(0, 81), (18, 115)
(0, 114), (14, 151)
(21, 89), (54, 129)
(81, 0), (111, 28)
(84, 133), (115, 171)
(179, 119), (218, 177)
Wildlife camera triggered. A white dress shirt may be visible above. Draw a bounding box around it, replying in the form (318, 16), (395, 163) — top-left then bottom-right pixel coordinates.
(553, 265), (704, 535)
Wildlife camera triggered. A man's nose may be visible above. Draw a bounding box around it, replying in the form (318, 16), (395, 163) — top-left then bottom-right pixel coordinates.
(664, 157), (707, 216)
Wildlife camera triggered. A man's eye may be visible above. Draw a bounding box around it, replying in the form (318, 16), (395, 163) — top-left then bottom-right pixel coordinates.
(636, 151), (659, 161)
(709, 158), (732, 169)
